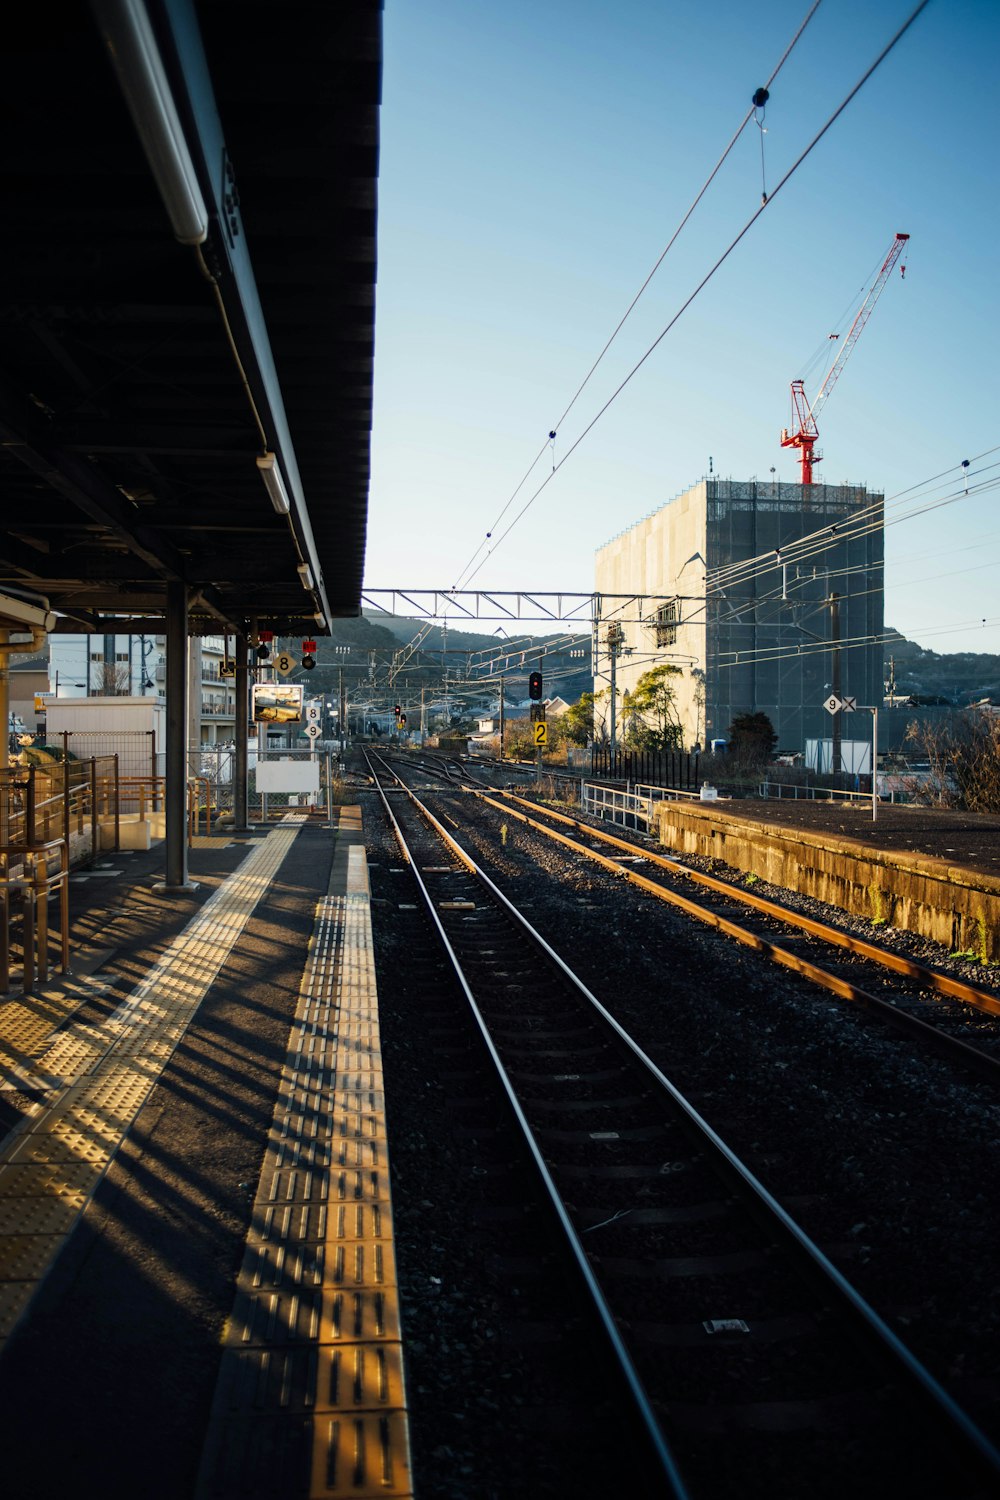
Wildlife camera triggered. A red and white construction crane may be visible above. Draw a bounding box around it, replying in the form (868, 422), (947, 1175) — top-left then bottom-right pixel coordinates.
(780, 231), (909, 484)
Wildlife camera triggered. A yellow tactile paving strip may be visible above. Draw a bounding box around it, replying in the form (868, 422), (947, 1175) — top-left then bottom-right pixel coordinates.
(0, 974), (111, 1088)
(196, 808), (414, 1500)
(0, 816), (305, 1354)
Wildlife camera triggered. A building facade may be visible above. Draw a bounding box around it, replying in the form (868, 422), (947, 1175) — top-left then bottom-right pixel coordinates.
(594, 478), (884, 755)
(44, 632), (236, 745)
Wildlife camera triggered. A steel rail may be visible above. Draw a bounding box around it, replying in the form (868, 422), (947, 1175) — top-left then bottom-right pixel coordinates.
(373, 752), (1000, 1489)
(365, 750), (691, 1497)
(499, 791), (1000, 1015)
(474, 790), (1000, 1083)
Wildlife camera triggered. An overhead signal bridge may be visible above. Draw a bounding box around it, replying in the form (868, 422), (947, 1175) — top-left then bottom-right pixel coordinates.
(364, 590), (675, 686)
(362, 590), (675, 626)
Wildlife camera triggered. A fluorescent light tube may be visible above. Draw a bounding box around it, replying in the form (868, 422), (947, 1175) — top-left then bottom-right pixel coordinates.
(297, 563), (315, 592)
(257, 452), (290, 515)
(93, 0), (209, 246)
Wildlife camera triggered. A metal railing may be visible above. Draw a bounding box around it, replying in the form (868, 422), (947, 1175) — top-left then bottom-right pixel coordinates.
(0, 836), (72, 995)
(758, 780), (875, 805)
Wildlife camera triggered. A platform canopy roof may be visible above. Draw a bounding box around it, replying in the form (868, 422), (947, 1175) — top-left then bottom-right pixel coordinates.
(0, 0), (381, 638)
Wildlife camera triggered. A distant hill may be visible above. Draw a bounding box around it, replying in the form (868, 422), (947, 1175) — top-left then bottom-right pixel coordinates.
(884, 630), (1000, 704)
(298, 614), (593, 712)
(305, 619), (995, 715)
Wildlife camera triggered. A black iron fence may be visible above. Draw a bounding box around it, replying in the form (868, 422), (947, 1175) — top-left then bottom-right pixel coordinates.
(590, 746), (701, 792)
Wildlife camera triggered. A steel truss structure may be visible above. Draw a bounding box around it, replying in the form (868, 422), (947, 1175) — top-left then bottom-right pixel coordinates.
(362, 589), (672, 625)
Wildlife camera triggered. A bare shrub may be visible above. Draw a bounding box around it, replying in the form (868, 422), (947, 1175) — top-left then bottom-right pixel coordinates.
(906, 710), (1000, 811)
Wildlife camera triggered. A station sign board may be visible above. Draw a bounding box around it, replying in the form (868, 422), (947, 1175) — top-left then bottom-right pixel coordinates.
(252, 682), (303, 723)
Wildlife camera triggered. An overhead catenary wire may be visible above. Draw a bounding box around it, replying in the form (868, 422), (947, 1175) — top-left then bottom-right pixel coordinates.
(706, 451), (1000, 593)
(446, 0), (826, 597)
(461, 0), (932, 589)
(701, 477), (1000, 642)
(706, 458), (1000, 599)
(710, 614), (1000, 671)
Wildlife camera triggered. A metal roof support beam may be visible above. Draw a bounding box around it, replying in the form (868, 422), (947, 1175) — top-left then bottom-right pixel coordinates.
(0, 417), (187, 581)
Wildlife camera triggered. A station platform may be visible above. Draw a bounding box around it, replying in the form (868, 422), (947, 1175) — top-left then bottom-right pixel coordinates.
(0, 811), (412, 1500)
(652, 795), (1000, 960)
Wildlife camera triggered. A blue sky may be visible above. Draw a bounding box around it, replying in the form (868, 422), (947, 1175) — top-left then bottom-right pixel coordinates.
(366, 0), (1000, 654)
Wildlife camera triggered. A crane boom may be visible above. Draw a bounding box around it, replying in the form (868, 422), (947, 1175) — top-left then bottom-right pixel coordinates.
(781, 231), (909, 484)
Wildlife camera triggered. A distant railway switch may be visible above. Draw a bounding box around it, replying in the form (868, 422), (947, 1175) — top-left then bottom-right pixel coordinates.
(528, 671), (543, 700)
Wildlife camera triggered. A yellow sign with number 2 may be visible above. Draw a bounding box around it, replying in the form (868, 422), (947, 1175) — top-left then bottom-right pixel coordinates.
(533, 720), (547, 746)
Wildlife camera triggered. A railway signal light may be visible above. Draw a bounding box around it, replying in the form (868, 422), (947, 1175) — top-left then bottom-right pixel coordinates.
(399, 713), (406, 726)
(394, 703), (401, 716)
(302, 654), (315, 670)
(528, 670), (543, 700)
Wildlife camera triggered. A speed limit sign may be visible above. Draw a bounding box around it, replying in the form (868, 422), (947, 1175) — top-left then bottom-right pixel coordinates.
(273, 651), (295, 676)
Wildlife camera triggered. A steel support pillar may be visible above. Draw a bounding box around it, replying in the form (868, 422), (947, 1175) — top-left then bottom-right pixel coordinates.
(162, 581), (194, 890)
(233, 630), (250, 829)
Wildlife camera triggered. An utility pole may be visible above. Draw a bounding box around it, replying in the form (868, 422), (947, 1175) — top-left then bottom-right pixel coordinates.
(607, 623), (623, 765)
(829, 592), (842, 774)
(420, 686), (426, 740)
(499, 673), (505, 760)
(338, 668), (346, 759)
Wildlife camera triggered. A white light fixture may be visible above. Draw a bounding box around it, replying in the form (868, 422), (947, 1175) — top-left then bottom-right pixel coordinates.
(256, 452), (290, 515)
(93, 0), (209, 245)
(313, 611), (327, 629)
(297, 562), (315, 592)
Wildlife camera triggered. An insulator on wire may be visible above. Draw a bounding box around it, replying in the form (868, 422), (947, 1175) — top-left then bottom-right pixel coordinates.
(752, 86), (769, 110)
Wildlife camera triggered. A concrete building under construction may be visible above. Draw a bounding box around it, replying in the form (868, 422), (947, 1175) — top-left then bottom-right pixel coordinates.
(594, 477), (884, 757)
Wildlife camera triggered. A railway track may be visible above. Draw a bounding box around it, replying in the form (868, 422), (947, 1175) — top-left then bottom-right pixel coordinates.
(465, 787), (1000, 1083)
(367, 750), (1000, 1499)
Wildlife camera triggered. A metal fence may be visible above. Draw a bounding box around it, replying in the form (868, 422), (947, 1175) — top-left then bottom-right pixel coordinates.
(590, 746), (700, 792)
(582, 779), (700, 831)
(56, 729), (159, 779)
(0, 756), (118, 994)
(250, 744), (343, 823)
(1, 755), (119, 857)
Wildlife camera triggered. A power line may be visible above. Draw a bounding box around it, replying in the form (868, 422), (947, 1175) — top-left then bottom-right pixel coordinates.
(705, 454), (1000, 597)
(446, 2), (825, 596)
(461, 0), (932, 586)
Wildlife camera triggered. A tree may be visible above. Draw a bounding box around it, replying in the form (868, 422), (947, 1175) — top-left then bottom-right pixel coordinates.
(726, 711), (777, 767)
(503, 719), (538, 760)
(624, 665), (683, 751)
(93, 661), (133, 695)
(562, 690), (602, 747)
